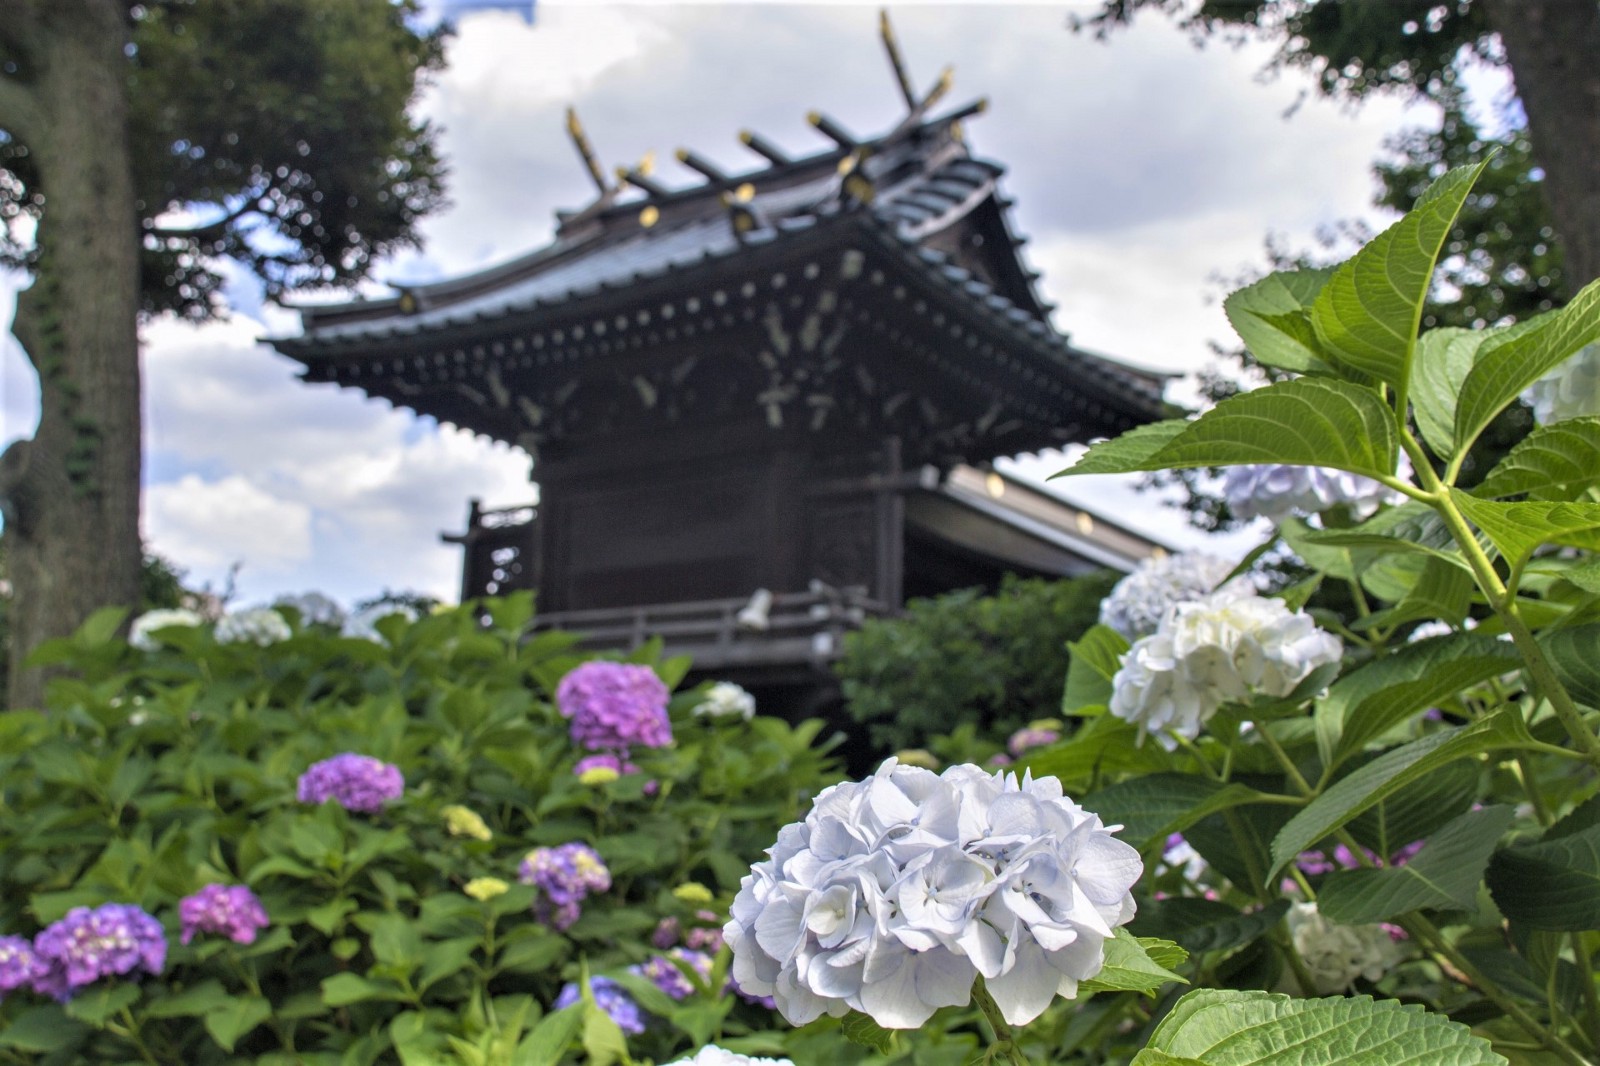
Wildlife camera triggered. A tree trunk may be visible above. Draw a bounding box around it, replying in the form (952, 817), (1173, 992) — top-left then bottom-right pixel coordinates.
(1, 0), (141, 709)
(1482, 0), (1600, 290)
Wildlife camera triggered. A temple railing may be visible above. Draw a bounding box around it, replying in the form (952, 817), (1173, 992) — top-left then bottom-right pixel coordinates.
(530, 583), (891, 671)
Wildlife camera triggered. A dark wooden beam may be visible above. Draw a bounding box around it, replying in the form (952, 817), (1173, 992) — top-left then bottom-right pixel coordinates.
(808, 111), (858, 149)
(675, 148), (728, 184)
(738, 130), (789, 166)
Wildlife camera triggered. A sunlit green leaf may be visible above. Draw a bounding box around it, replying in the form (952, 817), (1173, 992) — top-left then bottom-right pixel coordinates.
(1309, 161), (1487, 387)
(1055, 420), (1188, 477)
(1078, 929), (1187, 996)
(1455, 276), (1600, 456)
(1063, 624), (1130, 714)
(1450, 491), (1600, 565)
(1138, 989), (1507, 1065)
(1412, 327), (1487, 459)
(1474, 417), (1600, 501)
(1223, 266), (1337, 373)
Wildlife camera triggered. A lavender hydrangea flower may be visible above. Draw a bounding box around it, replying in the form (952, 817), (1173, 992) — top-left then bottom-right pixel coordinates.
(1007, 719), (1063, 757)
(178, 885), (270, 946)
(1099, 553), (1243, 640)
(632, 948), (713, 1000)
(0, 936), (43, 1000)
(31, 904), (166, 1000)
(1222, 462), (1405, 524)
(128, 608), (204, 651)
(726, 758), (1142, 1029)
(556, 662), (672, 752)
(297, 754), (405, 813)
(519, 843), (612, 930)
(552, 976), (645, 1034)
(215, 608), (292, 646)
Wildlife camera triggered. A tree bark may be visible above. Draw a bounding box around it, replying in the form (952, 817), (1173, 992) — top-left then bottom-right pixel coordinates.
(1481, 0), (1600, 290)
(2, 0), (141, 709)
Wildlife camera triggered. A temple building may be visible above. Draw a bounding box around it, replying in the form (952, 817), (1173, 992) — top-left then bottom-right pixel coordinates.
(272, 22), (1172, 700)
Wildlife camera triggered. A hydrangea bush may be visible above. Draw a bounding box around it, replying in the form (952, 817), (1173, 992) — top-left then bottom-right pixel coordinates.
(1034, 159), (1600, 1065)
(0, 593), (849, 1064)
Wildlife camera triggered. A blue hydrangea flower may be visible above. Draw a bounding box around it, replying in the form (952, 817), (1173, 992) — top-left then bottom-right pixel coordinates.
(553, 976), (645, 1034)
(31, 904), (166, 1001)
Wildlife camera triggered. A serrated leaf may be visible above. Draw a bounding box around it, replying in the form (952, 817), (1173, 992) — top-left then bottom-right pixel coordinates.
(1063, 624), (1130, 713)
(1450, 491), (1600, 565)
(1078, 929), (1187, 996)
(1346, 759), (1479, 860)
(1475, 417), (1600, 501)
(1488, 820), (1600, 932)
(1131, 1053), (1210, 1066)
(1319, 631), (1522, 771)
(205, 995), (272, 1052)
(1319, 805), (1514, 924)
(1059, 378), (1398, 479)
(1412, 327), (1487, 459)
(1456, 276), (1600, 456)
(1021, 715), (1171, 787)
(1056, 419), (1189, 477)
(1131, 898), (1290, 956)
(1302, 500), (1469, 567)
(840, 1012), (896, 1053)
(1223, 266), (1337, 373)
(1140, 988), (1507, 1065)
(1268, 710), (1533, 884)
(1532, 555), (1600, 593)
(1310, 161), (1487, 388)
(1084, 774), (1281, 850)
(1542, 624), (1600, 710)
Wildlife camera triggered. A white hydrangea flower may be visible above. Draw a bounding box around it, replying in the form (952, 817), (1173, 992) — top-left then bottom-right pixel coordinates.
(1285, 902), (1406, 994)
(1521, 342), (1600, 425)
(341, 603), (419, 643)
(692, 681), (757, 720)
(725, 759), (1142, 1029)
(668, 1048), (795, 1066)
(215, 608), (292, 647)
(1109, 588), (1343, 746)
(1099, 553), (1246, 639)
(1223, 457), (1409, 524)
(274, 591), (345, 627)
(128, 608), (203, 651)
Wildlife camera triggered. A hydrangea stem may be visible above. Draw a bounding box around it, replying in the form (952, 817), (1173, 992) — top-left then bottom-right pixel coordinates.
(970, 977), (1029, 1066)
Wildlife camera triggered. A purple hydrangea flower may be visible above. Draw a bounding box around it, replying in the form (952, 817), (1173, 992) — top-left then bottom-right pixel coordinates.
(730, 975), (777, 1010)
(574, 752), (640, 778)
(1006, 725), (1061, 757)
(632, 948), (713, 1001)
(31, 904), (166, 1001)
(179, 884), (270, 946)
(556, 662), (672, 752)
(553, 976), (645, 1034)
(296, 753), (404, 813)
(519, 843), (612, 930)
(0, 936), (44, 1000)
(652, 917), (681, 949)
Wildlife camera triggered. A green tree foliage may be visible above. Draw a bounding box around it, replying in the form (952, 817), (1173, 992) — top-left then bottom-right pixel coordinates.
(0, 0), (449, 709)
(833, 571), (1118, 754)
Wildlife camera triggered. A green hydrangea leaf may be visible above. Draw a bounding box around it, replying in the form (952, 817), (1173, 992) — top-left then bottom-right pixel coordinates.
(1063, 624), (1130, 713)
(1268, 710), (1534, 885)
(1140, 989), (1507, 1064)
(841, 1012), (895, 1053)
(1223, 266), (1337, 374)
(1084, 773), (1281, 850)
(204, 995), (273, 1053)
(1473, 416), (1600, 501)
(1542, 624), (1600, 710)
(1131, 898), (1290, 956)
(1449, 491), (1600, 566)
(1487, 806), (1600, 932)
(1412, 327), (1488, 459)
(1455, 276), (1600, 456)
(1318, 805), (1514, 924)
(1309, 161), (1488, 388)
(1078, 929), (1187, 997)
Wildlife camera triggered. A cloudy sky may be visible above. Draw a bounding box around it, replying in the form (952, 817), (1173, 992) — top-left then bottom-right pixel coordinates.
(1, 2), (1423, 609)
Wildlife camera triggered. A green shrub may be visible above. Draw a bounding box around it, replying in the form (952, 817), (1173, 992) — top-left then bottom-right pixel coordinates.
(0, 594), (842, 1064)
(834, 572), (1117, 754)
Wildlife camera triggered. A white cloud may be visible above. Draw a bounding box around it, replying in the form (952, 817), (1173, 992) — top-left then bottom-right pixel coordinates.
(146, 474), (313, 575)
